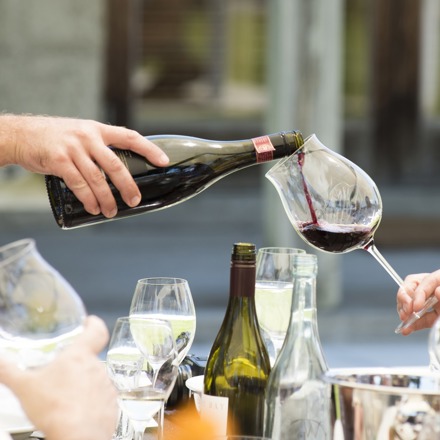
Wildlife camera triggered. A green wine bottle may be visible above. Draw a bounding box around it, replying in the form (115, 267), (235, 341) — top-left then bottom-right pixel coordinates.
(202, 243), (271, 436)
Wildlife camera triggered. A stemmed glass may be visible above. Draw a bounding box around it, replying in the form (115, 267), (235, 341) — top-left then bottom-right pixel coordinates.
(0, 238), (86, 368)
(255, 247), (306, 365)
(106, 316), (178, 440)
(130, 317), (176, 386)
(266, 134), (413, 334)
(129, 277), (196, 364)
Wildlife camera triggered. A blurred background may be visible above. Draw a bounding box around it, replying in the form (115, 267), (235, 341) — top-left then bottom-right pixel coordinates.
(1, 0), (440, 367)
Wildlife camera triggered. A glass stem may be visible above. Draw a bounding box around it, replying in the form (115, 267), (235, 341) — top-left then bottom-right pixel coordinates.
(363, 240), (404, 288)
(157, 401), (165, 440)
(130, 423), (145, 440)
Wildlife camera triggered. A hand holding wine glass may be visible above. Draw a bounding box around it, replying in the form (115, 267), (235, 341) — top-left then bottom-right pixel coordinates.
(129, 277), (196, 364)
(397, 270), (440, 335)
(266, 134), (413, 333)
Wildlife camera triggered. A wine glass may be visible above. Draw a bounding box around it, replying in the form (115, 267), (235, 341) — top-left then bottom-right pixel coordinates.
(129, 317), (176, 386)
(106, 316), (178, 440)
(255, 247), (306, 365)
(0, 238), (86, 367)
(266, 134), (411, 334)
(129, 277), (196, 364)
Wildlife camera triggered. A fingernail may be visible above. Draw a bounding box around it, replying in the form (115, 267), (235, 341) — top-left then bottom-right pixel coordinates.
(106, 208), (117, 218)
(89, 206), (100, 216)
(159, 153), (169, 165)
(402, 304), (408, 314)
(130, 195), (141, 207)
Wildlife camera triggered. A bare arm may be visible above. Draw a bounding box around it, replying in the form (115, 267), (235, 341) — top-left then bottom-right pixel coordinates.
(0, 114), (169, 218)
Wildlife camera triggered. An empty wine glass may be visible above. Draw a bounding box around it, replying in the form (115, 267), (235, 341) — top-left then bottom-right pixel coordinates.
(255, 247), (306, 365)
(106, 316), (178, 440)
(130, 317), (176, 386)
(130, 277), (196, 364)
(0, 238), (86, 367)
(266, 134), (411, 334)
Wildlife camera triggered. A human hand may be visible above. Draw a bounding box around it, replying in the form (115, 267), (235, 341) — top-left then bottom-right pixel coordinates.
(1, 114), (169, 218)
(0, 315), (118, 440)
(396, 270), (440, 335)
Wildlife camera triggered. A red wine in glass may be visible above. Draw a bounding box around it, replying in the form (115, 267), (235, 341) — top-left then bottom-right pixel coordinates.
(266, 134), (422, 334)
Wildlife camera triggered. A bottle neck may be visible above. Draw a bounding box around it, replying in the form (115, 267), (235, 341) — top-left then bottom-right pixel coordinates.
(290, 273), (318, 327)
(230, 261), (256, 298)
(282, 255), (328, 371)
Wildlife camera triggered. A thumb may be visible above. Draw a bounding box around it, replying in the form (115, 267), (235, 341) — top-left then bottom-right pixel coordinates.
(0, 354), (26, 391)
(72, 315), (109, 355)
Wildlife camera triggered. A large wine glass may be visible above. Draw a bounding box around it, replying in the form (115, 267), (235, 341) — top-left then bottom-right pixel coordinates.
(255, 247), (306, 365)
(129, 277), (196, 364)
(0, 238), (86, 367)
(266, 134), (412, 334)
(106, 316), (178, 440)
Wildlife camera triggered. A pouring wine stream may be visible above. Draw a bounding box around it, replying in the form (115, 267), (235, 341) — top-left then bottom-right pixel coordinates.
(266, 134), (431, 334)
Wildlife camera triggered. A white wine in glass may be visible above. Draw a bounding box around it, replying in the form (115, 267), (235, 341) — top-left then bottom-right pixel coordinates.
(106, 316), (178, 440)
(255, 247), (306, 365)
(129, 277), (196, 364)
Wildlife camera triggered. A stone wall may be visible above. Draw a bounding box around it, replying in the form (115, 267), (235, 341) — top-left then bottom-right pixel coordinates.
(0, 0), (105, 119)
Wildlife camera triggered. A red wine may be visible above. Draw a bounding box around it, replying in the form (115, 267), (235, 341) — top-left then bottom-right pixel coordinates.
(298, 221), (373, 253)
(297, 151), (318, 224)
(45, 131), (304, 229)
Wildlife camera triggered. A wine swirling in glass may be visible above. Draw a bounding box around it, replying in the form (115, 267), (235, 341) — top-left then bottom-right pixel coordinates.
(0, 238), (86, 368)
(129, 277), (196, 364)
(266, 134), (414, 334)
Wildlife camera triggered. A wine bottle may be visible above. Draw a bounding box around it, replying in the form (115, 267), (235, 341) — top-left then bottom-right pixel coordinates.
(45, 131), (304, 229)
(202, 243), (271, 436)
(263, 253), (331, 439)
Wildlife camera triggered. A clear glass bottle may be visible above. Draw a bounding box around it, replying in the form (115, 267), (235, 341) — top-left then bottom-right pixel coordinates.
(202, 243), (271, 436)
(264, 253), (331, 439)
(45, 130), (304, 229)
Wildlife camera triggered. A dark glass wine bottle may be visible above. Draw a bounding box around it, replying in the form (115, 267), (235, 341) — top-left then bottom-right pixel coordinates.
(45, 131), (304, 229)
(202, 243), (271, 437)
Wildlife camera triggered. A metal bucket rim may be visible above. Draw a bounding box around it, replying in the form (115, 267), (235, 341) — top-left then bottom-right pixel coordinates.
(325, 366), (440, 395)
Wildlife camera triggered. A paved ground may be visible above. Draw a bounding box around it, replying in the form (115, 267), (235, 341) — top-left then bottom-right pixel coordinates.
(0, 169), (437, 370)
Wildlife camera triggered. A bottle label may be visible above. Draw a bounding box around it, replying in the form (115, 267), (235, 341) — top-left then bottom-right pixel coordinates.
(200, 394), (228, 435)
(252, 135), (275, 163)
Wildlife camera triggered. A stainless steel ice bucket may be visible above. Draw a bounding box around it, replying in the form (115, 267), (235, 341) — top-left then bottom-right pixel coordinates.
(325, 367), (440, 439)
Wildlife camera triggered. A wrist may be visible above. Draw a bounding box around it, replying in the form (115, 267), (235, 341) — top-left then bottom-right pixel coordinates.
(0, 114), (22, 166)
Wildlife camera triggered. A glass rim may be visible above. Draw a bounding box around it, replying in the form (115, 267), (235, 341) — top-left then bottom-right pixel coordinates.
(115, 315), (173, 327)
(136, 277), (189, 286)
(0, 238), (35, 269)
(257, 246), (306, 255)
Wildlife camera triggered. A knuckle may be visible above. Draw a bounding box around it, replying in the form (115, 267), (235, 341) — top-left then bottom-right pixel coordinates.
(88, 167), (107, 186)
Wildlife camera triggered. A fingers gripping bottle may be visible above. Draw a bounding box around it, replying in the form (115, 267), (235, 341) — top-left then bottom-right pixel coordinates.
(45, 131), (304, 229)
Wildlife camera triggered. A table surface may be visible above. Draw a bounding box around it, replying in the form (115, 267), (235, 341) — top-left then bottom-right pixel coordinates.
(13, 403), (206, 440)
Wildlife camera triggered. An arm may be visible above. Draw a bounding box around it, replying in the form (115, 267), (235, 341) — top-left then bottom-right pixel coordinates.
(0, 114), (169, 218)
(0, 316), (118, 440)
(396, 270), (440, 334)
